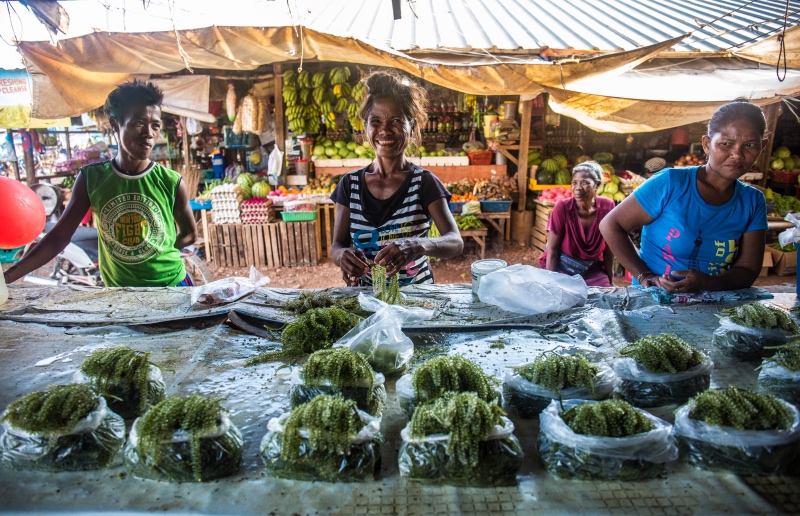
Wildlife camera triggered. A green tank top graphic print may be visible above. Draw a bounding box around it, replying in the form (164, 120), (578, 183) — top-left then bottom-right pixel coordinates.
(83, 160), (185, 287)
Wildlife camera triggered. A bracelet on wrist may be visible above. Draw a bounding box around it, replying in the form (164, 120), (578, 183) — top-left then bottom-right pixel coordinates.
(636, 270), (654, 284)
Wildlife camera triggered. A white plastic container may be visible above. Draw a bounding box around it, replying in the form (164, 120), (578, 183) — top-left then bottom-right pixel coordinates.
(0, 271), (7, 305)
(471, 259), (507, 298)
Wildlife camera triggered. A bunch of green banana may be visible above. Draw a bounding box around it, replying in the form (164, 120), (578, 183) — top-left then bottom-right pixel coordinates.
(329, 66), (351, 85)
(312, 71), (327, 88)
(296, 70), (312, 89)
(283, 85), (298, 107)
(351, 81), (366, 102)
(332, 83), (352, 99)
(283, 70), (297, 88)
(347, 102), (364, 132)
(333, 97), (349, 113)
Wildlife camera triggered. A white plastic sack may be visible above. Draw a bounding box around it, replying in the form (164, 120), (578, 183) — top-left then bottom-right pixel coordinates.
(267, 146), (284, 185)
(190, 266), (269, 308)
(477, 264), (587, 315)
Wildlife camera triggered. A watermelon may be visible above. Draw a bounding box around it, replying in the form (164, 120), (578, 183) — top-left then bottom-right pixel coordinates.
(540, 159), (560, 173)
(240, 183), (252, 200)
(593, 152), (613, 164)
(575, 155), (592, 164)
(251, 181), (271, 198)
(555, 169), (571, 185)
(552, 154), (568, 167)
(236, 172), (257, 188)
(536, 169), (555, 184)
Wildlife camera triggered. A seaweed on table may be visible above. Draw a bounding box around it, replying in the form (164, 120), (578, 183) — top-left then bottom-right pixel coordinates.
(713, 303), (799, 361)
(758, 340), (800, 404)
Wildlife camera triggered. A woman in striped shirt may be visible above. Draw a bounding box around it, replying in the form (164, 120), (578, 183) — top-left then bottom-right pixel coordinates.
(330, 71), (463, 286)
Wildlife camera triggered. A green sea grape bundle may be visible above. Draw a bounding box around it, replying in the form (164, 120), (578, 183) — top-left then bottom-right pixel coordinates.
(398, 392), (522, 486)
(614, 334), (712, 407)
(503, 353), (616, 418)
(124, 395), (243, 482)
(372, 265), (401, 304)
(0, 384), (125, 472)
(758, 340), (800, 404)
(78, 346), (166, 419)
(260, 395), (382, 482)
(713, 303), (799, 361)
(246, 306), (362, 365)
(537, 399), (678, 481)
(395, 355), (500, 415)
(289, 348), (386, 416)
(673, 387), (800, 475)
(283, 290), (361, 314)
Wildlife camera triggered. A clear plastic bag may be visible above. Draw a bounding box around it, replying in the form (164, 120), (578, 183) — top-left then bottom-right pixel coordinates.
(503, 364), (618, 418)
(260, 409), (382, 482)
(395, 373), (502, 417)
(712, 317), (795, 361)
(334, 295), (434, 375)
(758, 361), (800, 405)
(398, 416), (522, 486)
(0, 396), (125, 472)
(190, 266), (270, 308)
(287, 367), (387, 416)
(613, 357), (713, 408)
(124, 413), (243, 482)
(673, 401), (800, 475)
(74, 364), (166, 420)
(537, 399), (678, 480)
(477, 264), (587, 315)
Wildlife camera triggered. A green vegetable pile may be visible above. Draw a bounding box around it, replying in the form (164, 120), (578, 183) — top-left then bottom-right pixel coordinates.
(372, 265), (400, 304)
(772, 242), (797, 252)
(59, 175), (76, 190)
(455, 215), (483, 230)
(619, 334), (704, 374)
(2, 384), (98, 435)
(283, 291), (360, 314)
(514, 353), (598, 397)
(80, 346), (165, 418)
(245, 306), (361, 365)
(770, 190), (800, 215)
(133, 395), (241, 482)
(729, 303), (799, 332)
(412, 355), (499, 407)
(561, 399), (655, 437)
(291, 348), (384, 415)
(687, 386), (793, 431)
(410, 392), (505, 467)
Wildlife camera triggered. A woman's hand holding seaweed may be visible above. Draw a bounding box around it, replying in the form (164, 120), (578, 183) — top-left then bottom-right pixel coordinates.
(340, 248), (370, 286)
(375, 240), (419, 277)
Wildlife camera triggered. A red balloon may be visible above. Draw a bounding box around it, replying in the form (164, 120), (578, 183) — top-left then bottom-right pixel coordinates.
(0, 176), (46, 248)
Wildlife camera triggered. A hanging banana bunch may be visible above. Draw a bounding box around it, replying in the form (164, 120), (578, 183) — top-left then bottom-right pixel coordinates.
(351, 81), (366, 103)
(347, 102), (364, 132)
(329, 66), (351, 86)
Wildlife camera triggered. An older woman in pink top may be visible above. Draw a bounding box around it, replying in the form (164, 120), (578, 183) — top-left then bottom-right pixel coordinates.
(538, 161), (615, 287)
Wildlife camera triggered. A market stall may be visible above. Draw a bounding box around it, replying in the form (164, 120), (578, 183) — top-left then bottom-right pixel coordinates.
(0, 282), (798, 514)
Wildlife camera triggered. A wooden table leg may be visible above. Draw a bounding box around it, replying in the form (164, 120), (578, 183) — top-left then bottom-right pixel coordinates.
(201, 209), (210, 261)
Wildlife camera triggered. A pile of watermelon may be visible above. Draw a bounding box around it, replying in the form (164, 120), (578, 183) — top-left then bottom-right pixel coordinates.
(235, 172), (271, 200)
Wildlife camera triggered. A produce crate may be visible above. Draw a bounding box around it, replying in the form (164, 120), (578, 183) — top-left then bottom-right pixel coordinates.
(449, 201), (466, 214)
(468, 150), (493, 165)
(531, 201), (554, 254)
(769, 169), (800, 184)
(479, 200), (511, 213)
(280, 211), (317, 222)
(0, 246), (25, 264)
(208, 222), (319, 268)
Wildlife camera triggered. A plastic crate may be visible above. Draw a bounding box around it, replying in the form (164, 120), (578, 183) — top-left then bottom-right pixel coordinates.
(0, 246), (25, 264)
(280, 211), (317, 222)
(189, 199), (212, 210)
(769, 169), (800, 184)
(468, 150), (493, 165)
(448, 201), (466, 214)
(479, 200), (511, 212)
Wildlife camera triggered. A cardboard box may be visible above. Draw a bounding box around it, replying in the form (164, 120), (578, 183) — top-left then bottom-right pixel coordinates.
(761, 249), (774, 277)
(767, 245), (797, 276)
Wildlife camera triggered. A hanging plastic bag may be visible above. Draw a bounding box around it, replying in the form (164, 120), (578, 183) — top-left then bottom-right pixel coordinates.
(334, 293), (435, 375)
(673, 400), (800, 475)
(477, 264), (587, 315)
(185, 118), (203, 135)
(190, 266), (270, 308)
(267, 146), (284, 186)
(613, 357), (713, 408)
(711, 317), (796, 361)
(537, 399), (678, 480)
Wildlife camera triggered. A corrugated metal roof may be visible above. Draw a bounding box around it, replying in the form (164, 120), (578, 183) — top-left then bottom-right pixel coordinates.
(304, 0), (800, 56)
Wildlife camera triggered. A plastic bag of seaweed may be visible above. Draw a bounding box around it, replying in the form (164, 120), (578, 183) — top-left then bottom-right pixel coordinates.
(673, 394), (800, 475)
(537, 399), (678, 481)
(503, 362), (617, 419)
(260, 396), (382, 482)
(0, 386), (126, 472)
(613, 357), (713, 408)
(335, 299), (434, 375)
(758, 361), (800, 405)
(287, 360), (387, 416)
(398, 416), (522, 487)
(190, 266), (270, 308)
(74, 346), (166, 420)
(712, 311), (798, 361)
(124, 396), (243, 482)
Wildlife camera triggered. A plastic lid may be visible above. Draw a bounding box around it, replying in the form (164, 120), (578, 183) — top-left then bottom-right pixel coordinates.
(471, 259), (507, 272)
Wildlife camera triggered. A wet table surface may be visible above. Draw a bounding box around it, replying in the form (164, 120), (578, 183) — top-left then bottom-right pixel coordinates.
(0, 282), (799, 516)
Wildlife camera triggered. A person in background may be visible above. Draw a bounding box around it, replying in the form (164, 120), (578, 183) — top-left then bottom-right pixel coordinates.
(600, 99), (768, 293)
(330, 70), (463, 286)
(4, 79), (197, 287)
(539, 161), (615, 287)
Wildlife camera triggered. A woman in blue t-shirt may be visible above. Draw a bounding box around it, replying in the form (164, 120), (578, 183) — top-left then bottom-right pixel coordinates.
(600, 99), (768, 293)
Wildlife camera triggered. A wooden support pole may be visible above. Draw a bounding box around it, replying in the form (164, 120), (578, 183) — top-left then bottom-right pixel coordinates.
(758, 102), (781, 187)
(64, 128), (71, 159)
(23, 131), (35, 186)
(180, 116), (191, 174)
(517, 98), (532, 211)
(273, 63), (286, 184)
(8, 130), (21, 181)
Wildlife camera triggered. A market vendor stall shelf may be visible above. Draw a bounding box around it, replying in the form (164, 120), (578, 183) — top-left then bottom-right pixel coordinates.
(475, 209), (512, 252)
(208, 221), (319, 268)
(459, 226), (488, 259)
